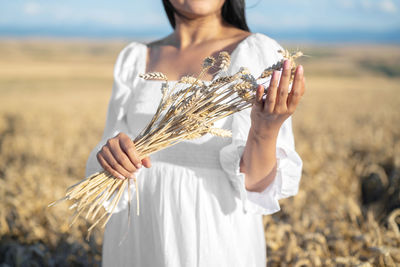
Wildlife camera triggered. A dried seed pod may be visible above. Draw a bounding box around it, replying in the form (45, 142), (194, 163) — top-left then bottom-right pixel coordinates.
(185, 132), (204, 140)
(278, 49), (291, 59)
(218, 51), (231, 71)
(179, 76), (204, 86)
(198, 110), (210, 118)
(202, 56), (215, 69)
(241, 74), (257, 87)
(208, 128), (232, 138)
(292, 51), (303, 60)
(139, 72), (168, 81)
(185, 113), (202, 124)
(181, 90), (202, 110)
(233, 81), (255, 91)
(160, 98), (173, 111)
(171, 106), (182, 115)
(280, 49), (303, 82)
(258, 61), (284, 79)
(232, 67), (251, 80)
(239, 67), (250, 75)
(237, 89), (253, 102)
(211, 76), (235, 86)
(160, 82), (169, 95)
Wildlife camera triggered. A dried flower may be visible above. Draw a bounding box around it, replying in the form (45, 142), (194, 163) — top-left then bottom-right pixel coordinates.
(179, 76), (204, 86)
(218, 51), (231, 71)
(211, 76), (235, 86)
(202, 56), (215, 69)
(209, 128), (232, 138)
(50, 48), (302, 238)
(139, 72), (168, 81)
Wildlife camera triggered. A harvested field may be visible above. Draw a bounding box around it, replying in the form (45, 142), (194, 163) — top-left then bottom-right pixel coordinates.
(0, 39), (399, 266)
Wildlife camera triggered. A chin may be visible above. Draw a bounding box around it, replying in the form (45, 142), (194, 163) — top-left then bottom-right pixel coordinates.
(171, 0), (225, 18)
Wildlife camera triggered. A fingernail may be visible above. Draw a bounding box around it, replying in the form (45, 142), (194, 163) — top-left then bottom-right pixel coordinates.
(137, 163), (142, 168)
(129, 173), (136, 179)
(298, 65), (303, 74)
(117, 174), (125, 180)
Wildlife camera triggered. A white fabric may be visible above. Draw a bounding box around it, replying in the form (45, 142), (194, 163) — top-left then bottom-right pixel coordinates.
(85, 33), (302, 267)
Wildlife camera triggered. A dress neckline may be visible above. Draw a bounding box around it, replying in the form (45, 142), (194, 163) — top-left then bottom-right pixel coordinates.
(139, 33), (257, 83)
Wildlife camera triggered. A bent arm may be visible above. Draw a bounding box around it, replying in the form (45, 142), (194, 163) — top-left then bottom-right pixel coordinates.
(240, 126), (279, 192)
(240, 61), (305, 192)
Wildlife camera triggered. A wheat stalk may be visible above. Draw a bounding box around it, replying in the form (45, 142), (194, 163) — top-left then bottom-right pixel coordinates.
(49, 48), (302, 237)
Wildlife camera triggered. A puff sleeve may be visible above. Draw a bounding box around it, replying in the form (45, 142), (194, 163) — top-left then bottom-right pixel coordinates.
(85, 42), (142, 177)
(219, 33), (303, 215)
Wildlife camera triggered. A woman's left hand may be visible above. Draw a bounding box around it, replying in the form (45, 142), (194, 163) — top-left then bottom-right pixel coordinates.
(250, 59), (306, 137)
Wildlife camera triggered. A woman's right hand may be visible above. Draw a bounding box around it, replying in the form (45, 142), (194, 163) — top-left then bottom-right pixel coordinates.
(96, 132), (151, 180)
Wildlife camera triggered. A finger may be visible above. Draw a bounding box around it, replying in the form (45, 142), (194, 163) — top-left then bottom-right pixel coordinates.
(287, 65), (304, 113)
(101, 145), (134, 179)
(264, 70), (279, 113)
(301, 76), (306, 96)
(275, 60), (291, 113)
(141, 156), (152, 168)
(119, 135), (142, 169)
(97, 153), (125, 180)
(108, 139), (137, 173)
(254, 85), (264, 110)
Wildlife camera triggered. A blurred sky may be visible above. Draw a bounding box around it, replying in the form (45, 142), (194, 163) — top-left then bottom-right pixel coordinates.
(0, 0), (399, 42)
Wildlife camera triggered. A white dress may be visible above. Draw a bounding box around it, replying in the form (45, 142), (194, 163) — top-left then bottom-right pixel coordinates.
(85, 33), (302, 267)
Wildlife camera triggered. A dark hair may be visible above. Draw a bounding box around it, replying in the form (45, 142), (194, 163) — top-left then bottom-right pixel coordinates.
(162, 0), (250, 32)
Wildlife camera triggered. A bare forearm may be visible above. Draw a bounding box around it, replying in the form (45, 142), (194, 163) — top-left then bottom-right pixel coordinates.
(240, 126), (280, 192)
(241, 60), (305, 192)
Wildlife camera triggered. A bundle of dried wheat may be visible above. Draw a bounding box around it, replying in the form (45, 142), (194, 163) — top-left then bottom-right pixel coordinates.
(49, 49), (302, 237)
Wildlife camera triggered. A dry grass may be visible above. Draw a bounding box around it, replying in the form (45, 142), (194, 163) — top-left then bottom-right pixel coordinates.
(0, 39), (399, 266)
(51, 49), (302, 238)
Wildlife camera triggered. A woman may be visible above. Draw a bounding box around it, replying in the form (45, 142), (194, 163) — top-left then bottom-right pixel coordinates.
(86, 0), (305, 266)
